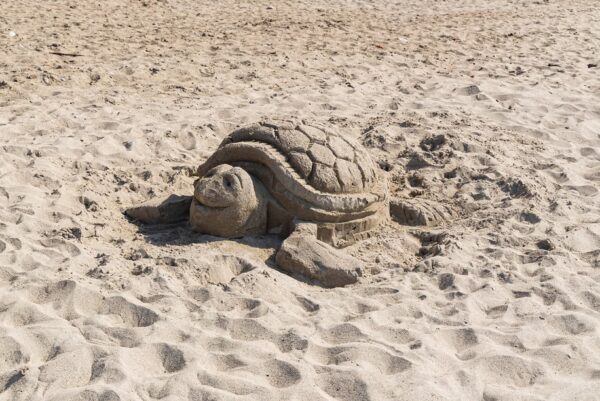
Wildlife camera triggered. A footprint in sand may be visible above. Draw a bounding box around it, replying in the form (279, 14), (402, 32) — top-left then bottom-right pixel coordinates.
(316, 369), (370, 401)
(258, 359), (302, 388)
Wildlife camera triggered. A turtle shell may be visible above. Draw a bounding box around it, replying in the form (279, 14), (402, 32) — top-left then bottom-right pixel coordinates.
(196, 120), (387, 224)
(221, 121), (378, 194)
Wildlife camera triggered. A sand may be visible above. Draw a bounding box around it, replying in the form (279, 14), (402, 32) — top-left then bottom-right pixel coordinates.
(1, 0), (599, 400)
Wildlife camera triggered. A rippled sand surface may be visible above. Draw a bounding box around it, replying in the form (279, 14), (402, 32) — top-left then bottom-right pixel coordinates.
(1, 1), (599, 400)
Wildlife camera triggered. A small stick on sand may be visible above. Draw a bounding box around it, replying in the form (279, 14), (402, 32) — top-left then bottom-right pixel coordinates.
(49, 51), (83, 57)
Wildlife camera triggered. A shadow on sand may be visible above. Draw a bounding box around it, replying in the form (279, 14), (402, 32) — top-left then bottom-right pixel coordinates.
(124, 215), (323, 287)
(125, 214), (281, 265)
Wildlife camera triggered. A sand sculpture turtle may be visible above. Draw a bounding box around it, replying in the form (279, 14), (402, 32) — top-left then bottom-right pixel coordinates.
(126, 120), (448, 287)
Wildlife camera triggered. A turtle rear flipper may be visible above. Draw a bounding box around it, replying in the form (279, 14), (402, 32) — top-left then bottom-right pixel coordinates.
(390, 198), (454, 227)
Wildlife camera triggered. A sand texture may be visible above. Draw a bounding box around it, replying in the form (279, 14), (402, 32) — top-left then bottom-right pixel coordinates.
(1, 0), (600, 400)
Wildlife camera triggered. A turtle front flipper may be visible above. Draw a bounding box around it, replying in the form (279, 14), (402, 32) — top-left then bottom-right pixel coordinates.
(389, 198), (455, 227)
(125, 194), (192, 224)
(275, 221), (362, 287)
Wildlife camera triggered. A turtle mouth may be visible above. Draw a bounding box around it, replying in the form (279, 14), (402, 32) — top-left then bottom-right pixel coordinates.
(192, 196), (228, 211)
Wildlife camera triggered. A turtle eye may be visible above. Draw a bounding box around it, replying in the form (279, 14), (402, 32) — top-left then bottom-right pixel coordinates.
(223, 176), (233, 189)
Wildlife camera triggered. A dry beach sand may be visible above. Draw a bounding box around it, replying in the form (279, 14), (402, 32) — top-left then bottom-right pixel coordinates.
(1, 0), (600, 400)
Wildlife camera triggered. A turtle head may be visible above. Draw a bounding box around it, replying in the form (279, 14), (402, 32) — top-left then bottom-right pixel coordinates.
(190, 164), (267, 237)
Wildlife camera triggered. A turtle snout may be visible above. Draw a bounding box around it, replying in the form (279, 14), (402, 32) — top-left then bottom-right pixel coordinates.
(194, 178), (219, 205)
(194, 175), (237, 208)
